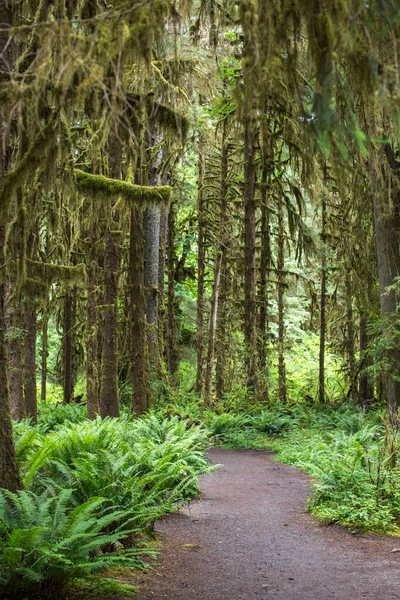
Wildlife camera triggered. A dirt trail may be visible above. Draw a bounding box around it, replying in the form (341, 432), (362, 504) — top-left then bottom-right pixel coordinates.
(138, 448), (400, 600)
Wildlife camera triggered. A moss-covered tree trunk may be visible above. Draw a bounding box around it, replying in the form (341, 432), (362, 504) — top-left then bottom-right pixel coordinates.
(195, 147), (206, 395)
(130, 206), (149, 413)
(319, 192), (327, 403)
(24, 299), (37, 422)
(212, 119), (229, 402)
(158, 205), (168, 370)
(143, 205), (161, 375)
(0, 5), (22, 491)
(63, 290), (75, 404)
(5, 284), (25, 420)
(243, 115), (258, 391)
(371, 148), (400, 413)
(277, 196), (287, 404)
(86, 223), (100, 418)
(0, 226), (22, 491)
(204, 251), (222, 406)
(345, 270), (356, 401)
(359, 310), (374, 405)
(258, 158), (270, 384)
(100, 139), (121, 418)
(166, 200), (178, 379)
(100, 226), (120, 418)
(40, 305), (49, 404)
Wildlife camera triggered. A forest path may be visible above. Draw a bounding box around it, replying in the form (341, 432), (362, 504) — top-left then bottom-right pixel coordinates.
(138, 448), (400, 600)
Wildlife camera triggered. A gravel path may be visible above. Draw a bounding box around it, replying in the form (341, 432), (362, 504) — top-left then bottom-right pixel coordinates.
(138, 448), (400, 600)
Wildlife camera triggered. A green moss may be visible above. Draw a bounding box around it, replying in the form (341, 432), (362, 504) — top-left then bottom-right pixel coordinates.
(70, 576), (138, 599)
(74, 169), (172, 204)
(27, 260), (85, 286)
(0, 121), (57, 222)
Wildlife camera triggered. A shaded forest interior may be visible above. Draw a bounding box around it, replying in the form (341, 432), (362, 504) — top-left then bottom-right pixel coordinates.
(1, 1), (400, 598)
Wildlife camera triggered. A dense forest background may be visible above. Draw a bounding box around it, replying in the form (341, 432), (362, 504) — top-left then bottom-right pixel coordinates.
(1, 1), (400, 598)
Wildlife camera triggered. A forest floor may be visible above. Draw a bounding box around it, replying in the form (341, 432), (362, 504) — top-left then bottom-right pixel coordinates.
(131, 448), (400, 600)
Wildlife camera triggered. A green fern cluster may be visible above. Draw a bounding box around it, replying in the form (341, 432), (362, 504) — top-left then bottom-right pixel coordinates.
(0, 489), (140, 599)
(272, 412), (400, 531)
(3, 412), (211, 599)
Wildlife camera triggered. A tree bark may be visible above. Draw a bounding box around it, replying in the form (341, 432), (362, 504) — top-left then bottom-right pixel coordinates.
(0, 226), (22, 491)
(319, 190), (327, 403)
(40, 306), (49, 404)
(277, 196), (287, 404)
(243, 115), (258, 391)
(24, 300), (37, 423)
(359, 310), (374, 406)
(345, 270), (357, 401)
(214, 119), (229, 401)
(204, 251), (222, 405)
(5, 284), (25, 420)
(130, 206), (149, 413)
(143, 205), (161, 375)
(100, 228), (120, 418)
(258, 156), (270, 402)
(167, 200), (178, 379)
(86, 223), (100, 419)
(0, 5), (22, 491)
(63, 290), (74, 404)
(158, 205), (168, 369)
(100, 137), (121, 418)
(371, 150), (400, 413)
(195, 145), (206, 395)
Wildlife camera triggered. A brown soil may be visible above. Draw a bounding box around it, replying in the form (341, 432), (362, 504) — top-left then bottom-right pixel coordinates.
(137, 448), (400, 600)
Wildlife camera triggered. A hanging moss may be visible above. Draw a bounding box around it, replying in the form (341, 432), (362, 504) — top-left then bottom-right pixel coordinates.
(26, 260), (86, 287)
(127, 93), (190, 142)
(74, 169), (172, 205)
(0, 121), (57, 222)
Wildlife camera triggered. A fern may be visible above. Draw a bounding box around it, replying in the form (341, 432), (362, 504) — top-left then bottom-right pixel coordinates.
(0, 489), (145, 600)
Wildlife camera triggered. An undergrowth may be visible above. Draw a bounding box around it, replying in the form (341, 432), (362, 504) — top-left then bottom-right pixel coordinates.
(6, 396), (400, 599)
(3, 410), (211, 599)
(164, 398), (400, 533)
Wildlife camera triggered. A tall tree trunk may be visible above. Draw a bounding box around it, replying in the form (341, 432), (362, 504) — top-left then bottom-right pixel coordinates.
(166, 200), (178, 380)
(345, 270), (356, 401)
(63, 290), (74, 404)
(5, 284), (25, 420)
(24, 300), (37, 423)
(258, 156), (270, 402)
(100, 137), (121, 418)
(371, 150), (400, 413)
(214, 119), (229, 401)
(243, 115), (258, 391)
(41, 306), (49, 404)
(204, 252), (222, 406)
(195, 146), (206, 395)
(359, 310), (374, 406)
(277, 196), (287, 403)
(143, 205), (161, 375)
(0, 7), (22, 491)
(158, 206), (168, 369)
(319, 191), (327, 403)
(130, 206), (149, 413)
(100, 228), (120, 418)
(0, 229), (22, 491)
(86, 224), (100, 418)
